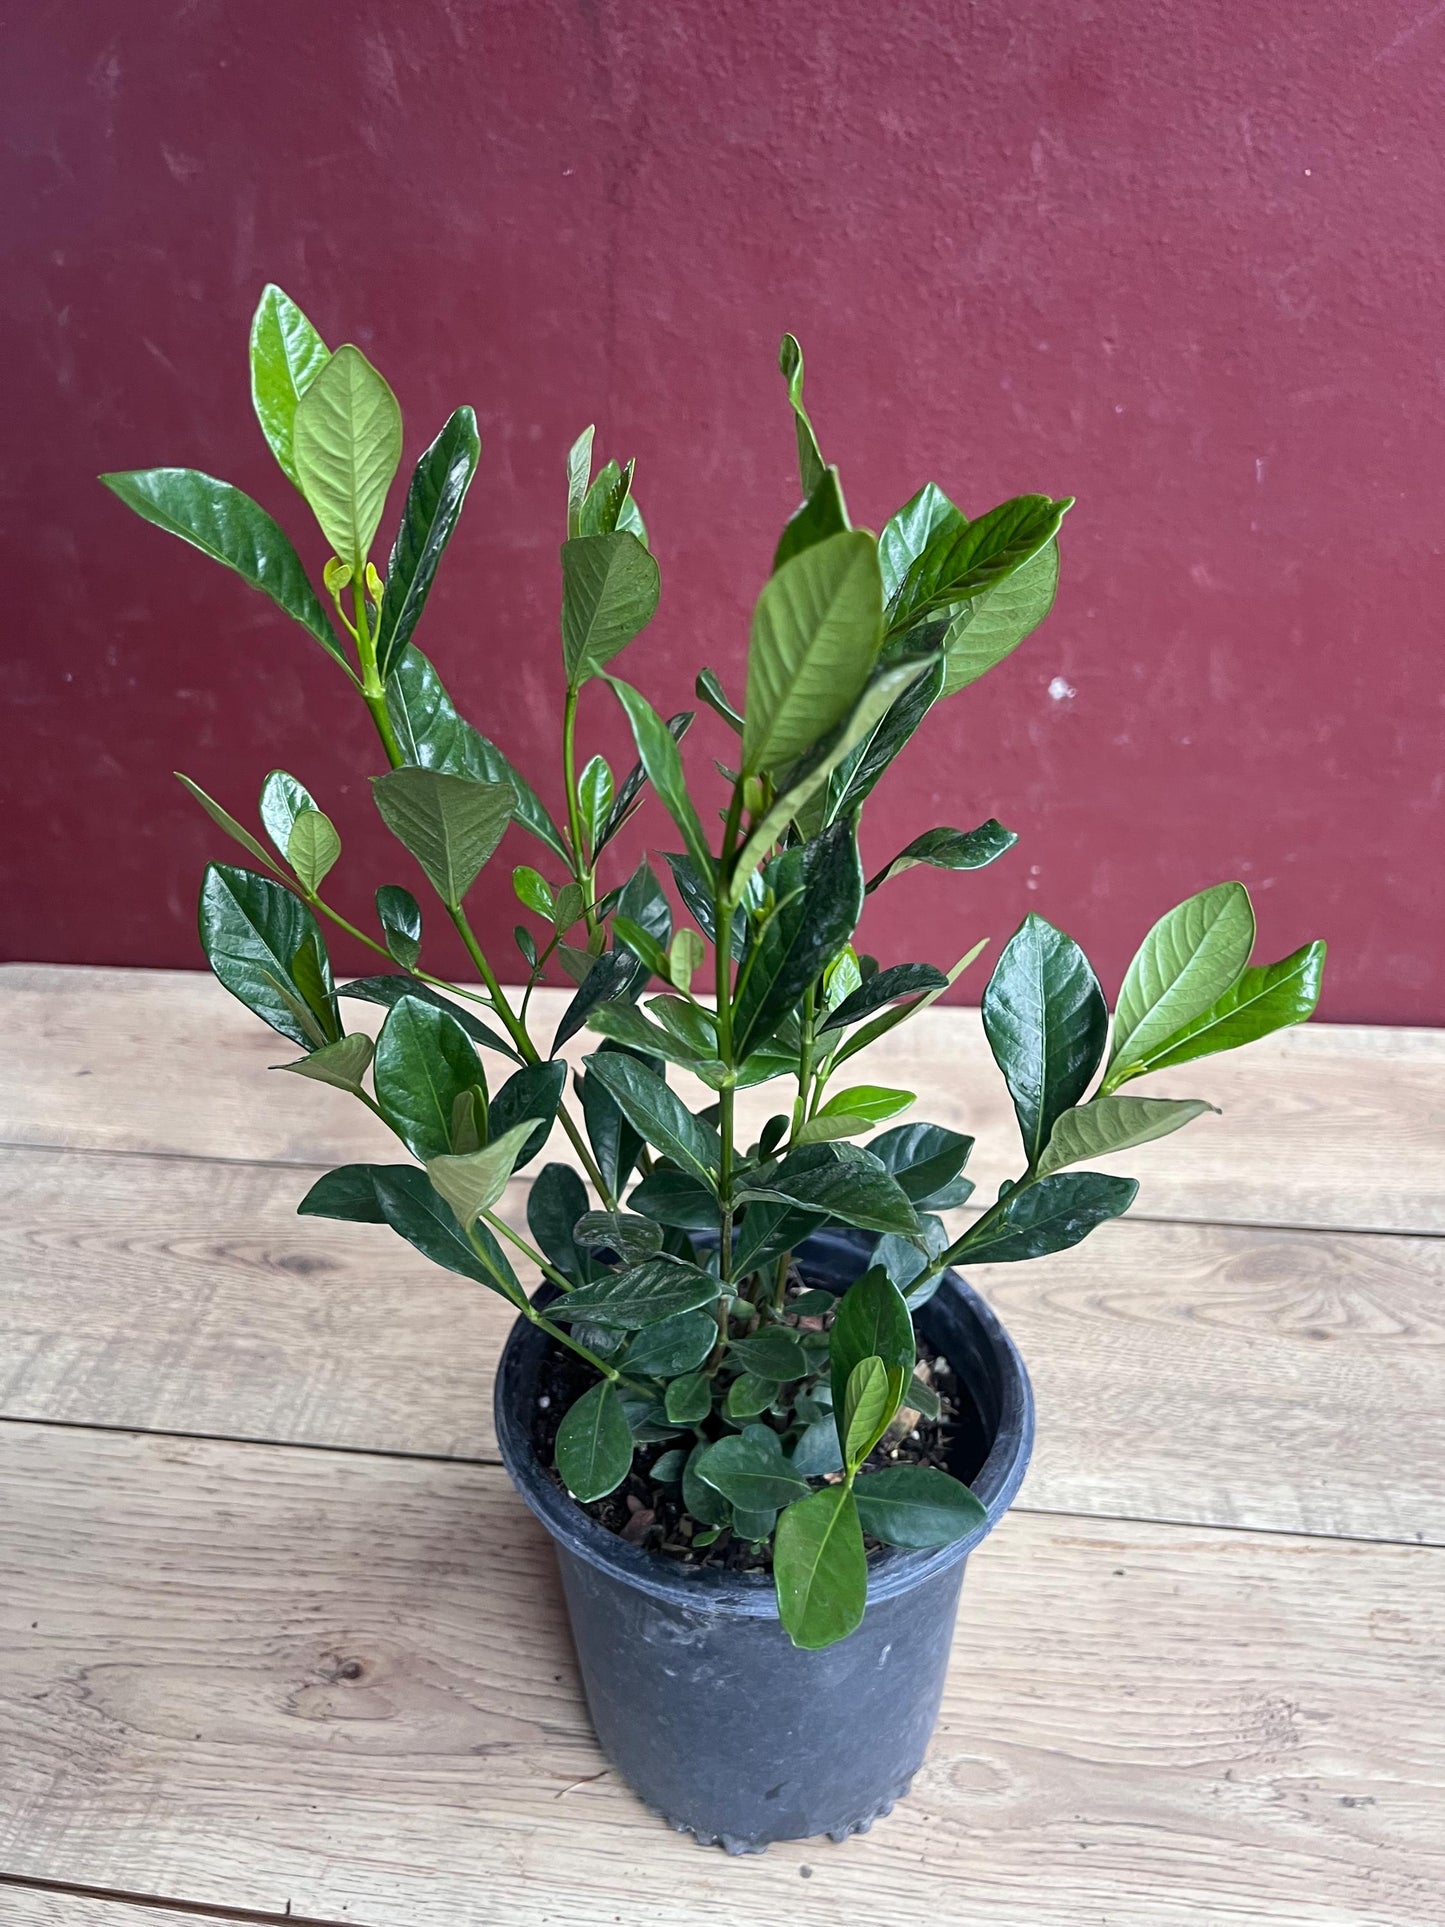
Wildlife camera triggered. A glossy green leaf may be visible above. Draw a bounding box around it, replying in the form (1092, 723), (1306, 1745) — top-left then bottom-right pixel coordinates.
(667, 929), (705, 996)
(774, 1483), (867, 1650)
(549, 1256), (720, 1330)
(683, 1440), (733, 1526)
(297, 1162), (404, 1223)
(810, 1085), (914, 1127)
(1114, 939), (1327, 1082)
(866, 820), (1018, 892)
(828, 1263), (914, 1430)
(249, 284), (331, 489)
(424, 1118), (535, 1227)
(573, 1211), (666, 1264)
(1037, 1094), (1217, 1177)
(611, 915), (670, 984)
(175, 772), (278, 872)
(694, 1431), (809, 1512)
(694, 666), (744, 731)
(626, 1166), (719, 1232)
(842, 1355), (894, 1468)
(742, 529), (884, 774)
(734, 821), (864, 1060)
(370, 1164), (522, 1298)
(100, 469), (343, 664)
(666, 1371), (713, 1425)
(888, 494), (1070, 640)
(580, 1041), (659, 1197)
(586, 1001), (711, 1075)
(878, 483), (961, 603)
(740, 1145), (921, 1238)
(594, 711), (694, 855)
(577, 754), (614, 850)
(623, 1309), (716, 1377)
(561, 531), (660, 686)
(527, 1161), (593, 1284)
(727, 1325), (810, 1382)
(275, 1031), (374, 1094)
(959, 1170), (1139, 1264)
(286, 808), (341, 894)
(731, 1199), (819, 1277)
(198, 862), (336, 1048)
(1106, 883), (1256, 1086)
(773, 464), (849, 571)
(777, 333), (827, 496)
(789, 1417), (845, 1478)
(372, 993), (482, 1161)
(292, 343), (403, 569)
(555, 1381), (633, 1502)
(581, 1053), (722, 1188)
(485, 1059), (566, 1170)
(941, 538), (1059, 696)
(375, 884), (422, 968)
(552, 949), (640, 1055)
(725, 1373), (776, 1419)
(375, 406), (480, 680)
(371, 767), (513, 908)
(565, 426), (594, 538)
(386, 647), (568, 862)
(854, 1464), (986, 1548)
(866, 1123), (974, 1204)
(983, 914), (1108, 1168)
(817, 962), (948, 1034)
(258, 770), (317, 859)
(340, 973), (521, 1065)
(827, 941), (989, 1073)
(605, 676), (713, 878)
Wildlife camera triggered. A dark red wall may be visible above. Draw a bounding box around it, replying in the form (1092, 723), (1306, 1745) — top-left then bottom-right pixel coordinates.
(5, 1), (1441, 1021)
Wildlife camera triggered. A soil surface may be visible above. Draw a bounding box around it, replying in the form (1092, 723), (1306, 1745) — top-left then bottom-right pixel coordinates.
(531, 1281), (989, 1574)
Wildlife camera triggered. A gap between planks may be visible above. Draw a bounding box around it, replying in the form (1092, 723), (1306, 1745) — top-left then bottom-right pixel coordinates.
(0, 1872), (349, 1927)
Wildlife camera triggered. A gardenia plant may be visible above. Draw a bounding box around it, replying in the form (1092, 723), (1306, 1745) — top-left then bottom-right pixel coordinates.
(103, 287), (1326, 1649)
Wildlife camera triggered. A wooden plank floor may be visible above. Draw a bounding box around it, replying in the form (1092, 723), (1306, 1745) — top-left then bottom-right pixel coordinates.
(1, 964), (1442, 1925)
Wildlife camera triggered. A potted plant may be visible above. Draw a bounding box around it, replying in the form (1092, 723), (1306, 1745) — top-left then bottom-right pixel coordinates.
(102, 288), (1326, 1852)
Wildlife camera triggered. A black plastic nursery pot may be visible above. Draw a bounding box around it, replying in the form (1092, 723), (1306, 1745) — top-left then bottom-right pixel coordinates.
(494, 1227), (1035, 1853)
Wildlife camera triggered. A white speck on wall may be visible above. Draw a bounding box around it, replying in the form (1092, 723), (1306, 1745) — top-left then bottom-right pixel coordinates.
(1255, 456), (1266, 484)
(1048, 676), (1076, 702)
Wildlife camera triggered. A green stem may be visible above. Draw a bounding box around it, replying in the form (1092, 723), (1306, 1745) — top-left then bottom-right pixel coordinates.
(462, 1223), (645, 1392)
(706, 782), (748, 1366)
(561, 684), (598, 934)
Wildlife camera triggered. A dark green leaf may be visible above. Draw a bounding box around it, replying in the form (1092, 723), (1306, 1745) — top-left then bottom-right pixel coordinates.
(486, 1060), (567, 1170)
(101, 468), (344, 665)
(339, 974), (521, 1064)
(595, 712), (694, 856)
(694, 1431), (809, 1511)
(683, 1440), (733, 1525)
(623, 1309), (717, 1377)
(666, 1371), (713, 1425)
(292, 343), (403, 569)
(370, 1164), (522, 1299)
(561, 531), (660, 686)
(527, 1162), (592, 1284)
(734, 822), (864, 1060)
(774, 1484), (867, 1650)
(626, 1166), (719, 1232)
(581, 1053), (722, 1188)
(829, 1264), (914, 1430)
(649, 1446), (687, 1483)
(664, 851), (748, 961)
(817, 963), (948, 1034)
(854, 1465), (987, 1548)
(372, 994), (482, 1161)
(740, 1144), (921, 1237)
(375, 406), (480, 679)
(1112, 939), (1326, 1082)
(198, 862), (336, 1048)
(552, 949), (639, 1054)
(725, 1373), (776, 1419)
(579, 1041), (657, 1195)
(789, 1417), (845, 1478)
(375, 884), (422, 968)
(866, 1123), (975, 1203)
(742, 529), (883, 774)
(605, 677), (713, 878)
(694, 667), (743, 732)
(866, 820), (1018, 893)
(983, 914), (1107, 1168)
(258, 770), (317, 859)
(1037, 1095), (1216, 1177)
(777, 333), (827, 496)
(813, 649), (947, 831)
(555, 1381), (633, 1502)
(773, 464), (849, 571)
(573, 1211), (666, 1264)
(731, 1198), (818, 1277)
(297, 1162), (408, 1223)
(728, 1326), (810, 1381)
(385, 647), (568, 862)
(550, 1256), (720, 1330)
(959, 1171), (1139, 1264)
(249, 284), (330, 490)
(1105, 882), (1256, 1086)
(372, 767), (513, 909)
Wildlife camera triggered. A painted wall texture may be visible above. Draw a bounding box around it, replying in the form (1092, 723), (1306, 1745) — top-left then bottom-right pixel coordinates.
(4, 1), (1441, 1021)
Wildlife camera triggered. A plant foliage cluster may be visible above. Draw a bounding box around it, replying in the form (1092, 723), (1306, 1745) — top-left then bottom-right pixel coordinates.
(104, 289), (1326, 1648)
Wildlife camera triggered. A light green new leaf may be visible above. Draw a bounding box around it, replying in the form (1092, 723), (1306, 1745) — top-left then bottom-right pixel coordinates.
(249, 284), (330, 489)
(1105, 882), (1256, 1087)
(371, 767), (513, 908)
(941, 538), (1059, 696)
(561, 531), (660, 686)
(175, 772), (278, 872)
(842, 1354), (894, 1469)
(258, 770), (318, 858)
(877, 483), (962, 603)
(286, 808), (341, 894)
(293, 344), (404, 569)
(742, 529), (884, 774)
(565, 425), (595, 539)
(795, 1084), (915, 1146)
(424, 1119), (537, 1228)
(276, 1031), (374, 1095)
(99, 469), (345, 665)
(777, 333), (827, 497)
(774, 1484), (867, 1650)
(1119, 939), (1327, 1079)
(1037, 1094), (1217, 1176)
(555, 1381), (633, 1502)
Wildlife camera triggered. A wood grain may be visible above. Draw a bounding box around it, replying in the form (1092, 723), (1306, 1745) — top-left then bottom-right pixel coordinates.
(4, 964), (1442, 1234)
(2, 1144), (1442, 1545)
(1, 1423), (1440, 1927)
(0, 1891), (255, 1927)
